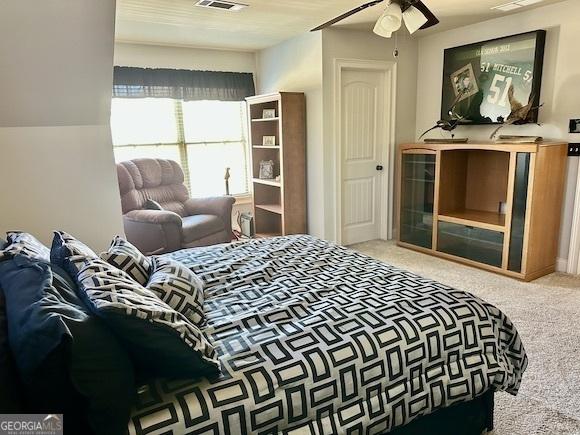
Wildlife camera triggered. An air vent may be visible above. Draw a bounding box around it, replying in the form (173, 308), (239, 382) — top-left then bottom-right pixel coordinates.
(195, 0), (248, 11)
(491, 0), (542, 12)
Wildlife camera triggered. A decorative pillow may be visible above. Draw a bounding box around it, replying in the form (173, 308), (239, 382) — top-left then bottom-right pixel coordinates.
(148, 256), (205, 325)
(144, 199), (163, 211)
(100, 236), (152, 286)
(0, 256), (136, 434)
(0, 232), (50, 262)
(73, 256), (219, 380)
(50, 231), (98, 275)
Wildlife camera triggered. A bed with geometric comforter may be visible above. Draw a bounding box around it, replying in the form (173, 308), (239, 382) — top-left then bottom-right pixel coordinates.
(128, 235), (527, 435)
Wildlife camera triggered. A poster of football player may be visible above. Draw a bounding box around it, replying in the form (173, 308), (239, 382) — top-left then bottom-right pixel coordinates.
(441, 31), (545, 125)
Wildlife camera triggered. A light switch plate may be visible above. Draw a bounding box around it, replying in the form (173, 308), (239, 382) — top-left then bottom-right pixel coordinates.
(570, 119), (580, 133)
(569, 144), (580, 157)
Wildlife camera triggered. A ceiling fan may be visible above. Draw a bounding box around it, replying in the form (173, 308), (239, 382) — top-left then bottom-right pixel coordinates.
(311, 0), (439, 38)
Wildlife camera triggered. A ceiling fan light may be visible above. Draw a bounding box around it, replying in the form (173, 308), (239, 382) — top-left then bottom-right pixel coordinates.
(403, 5), (428, 34)
(373, 1), (402, 38)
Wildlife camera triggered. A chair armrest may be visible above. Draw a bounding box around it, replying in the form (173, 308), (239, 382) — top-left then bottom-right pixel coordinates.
(184, 196), (235, 219)
(123, 210), (183, 255)
(125, 210), (183, 226)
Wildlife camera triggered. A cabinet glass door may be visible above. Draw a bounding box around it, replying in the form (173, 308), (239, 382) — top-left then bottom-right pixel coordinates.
(400, 153), (436, 249)
(508, 153), (531, 272)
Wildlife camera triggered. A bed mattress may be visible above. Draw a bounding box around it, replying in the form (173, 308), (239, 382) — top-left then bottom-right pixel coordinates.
(128, 235), (527, 435)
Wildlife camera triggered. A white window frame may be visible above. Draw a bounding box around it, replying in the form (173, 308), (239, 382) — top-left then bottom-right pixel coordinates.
(112, 99), (251, 199)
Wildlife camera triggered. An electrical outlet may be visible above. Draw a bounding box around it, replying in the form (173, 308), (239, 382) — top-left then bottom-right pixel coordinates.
(569, 144), (580, 157)
(570, 119), (580, 133)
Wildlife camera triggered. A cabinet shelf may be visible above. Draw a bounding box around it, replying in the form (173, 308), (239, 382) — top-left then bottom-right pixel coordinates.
(438, 209), (506, 232)
(253, 178), (281, 187)
(256, 232), (281, 239)
(255, 204), (283, 215)
(253, 145), (280, 149)
(252, 117), (280, 122)
(404, 178), (435, 183)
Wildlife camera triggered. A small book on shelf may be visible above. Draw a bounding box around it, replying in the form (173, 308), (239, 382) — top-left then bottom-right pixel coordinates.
(495, 135), (543, 144)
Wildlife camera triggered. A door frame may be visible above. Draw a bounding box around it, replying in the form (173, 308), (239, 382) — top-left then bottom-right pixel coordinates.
(333, 58), (398, 244)
(567, 163), (580, 274)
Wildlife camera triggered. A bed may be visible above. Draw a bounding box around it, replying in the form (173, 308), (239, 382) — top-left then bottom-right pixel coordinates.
(128, 235), (527, 435)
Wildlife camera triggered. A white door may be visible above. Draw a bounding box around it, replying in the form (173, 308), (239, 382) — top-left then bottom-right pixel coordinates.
(341, 68), (390, 245)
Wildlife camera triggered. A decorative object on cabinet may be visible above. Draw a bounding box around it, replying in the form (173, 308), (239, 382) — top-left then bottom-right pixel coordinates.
(419, 88), (469, 142)
(398, 141), (568, 281)
(262, 109), (276, 119)
(247, 92), (306, 238)
(262, 136), (276, 146)
(259, 160), (274, 179)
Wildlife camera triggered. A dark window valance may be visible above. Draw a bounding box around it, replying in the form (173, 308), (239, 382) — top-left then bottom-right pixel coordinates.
(113, 67), (255, 102)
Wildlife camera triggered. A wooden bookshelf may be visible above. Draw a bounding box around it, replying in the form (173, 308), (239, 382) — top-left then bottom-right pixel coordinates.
(246, 92), (306, 238)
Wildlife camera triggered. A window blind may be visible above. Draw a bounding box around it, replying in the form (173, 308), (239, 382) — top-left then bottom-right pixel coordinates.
(113, 67), (255, 102)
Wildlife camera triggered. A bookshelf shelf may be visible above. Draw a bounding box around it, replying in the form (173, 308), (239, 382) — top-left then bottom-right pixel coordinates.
(252, 117), (280, 122)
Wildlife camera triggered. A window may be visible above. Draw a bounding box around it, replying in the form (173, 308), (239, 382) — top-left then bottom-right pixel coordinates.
(111, 98), (249, 197)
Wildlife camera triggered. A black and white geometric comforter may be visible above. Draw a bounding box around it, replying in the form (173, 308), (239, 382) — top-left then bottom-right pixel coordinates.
(128, 235), (527, 435)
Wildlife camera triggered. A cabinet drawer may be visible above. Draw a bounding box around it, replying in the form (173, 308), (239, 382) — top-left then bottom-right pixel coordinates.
(437, 222), (504, 268)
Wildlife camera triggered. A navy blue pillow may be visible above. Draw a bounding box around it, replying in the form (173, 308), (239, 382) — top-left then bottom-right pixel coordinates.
(0, 238), (6, 250)
(50, 231), (98, 277)
(0, 256), (136, 435)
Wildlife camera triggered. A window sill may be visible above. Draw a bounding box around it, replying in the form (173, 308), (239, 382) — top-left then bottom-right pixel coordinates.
(234, 194), (253, 205)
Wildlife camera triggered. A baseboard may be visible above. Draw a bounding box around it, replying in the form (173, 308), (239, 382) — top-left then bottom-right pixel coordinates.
(556, 257), (568, 273)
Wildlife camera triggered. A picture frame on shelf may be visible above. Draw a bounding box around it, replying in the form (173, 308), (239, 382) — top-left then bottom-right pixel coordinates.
(262, 136), (276, 146)
(259, 160), (275, 179)
(262, 109), (276, 119)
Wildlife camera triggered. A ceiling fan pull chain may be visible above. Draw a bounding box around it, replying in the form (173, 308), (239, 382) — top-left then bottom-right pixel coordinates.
(393, 32), (399, 58)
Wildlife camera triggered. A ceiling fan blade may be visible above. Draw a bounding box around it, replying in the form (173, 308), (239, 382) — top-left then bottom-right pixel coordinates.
(402, 6), (428, 34)
(311, 0), (384, 32)
(412, 1), (439, 30)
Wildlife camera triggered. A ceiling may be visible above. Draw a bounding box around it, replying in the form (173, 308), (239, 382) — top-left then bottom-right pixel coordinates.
(115, 0), (566, 51)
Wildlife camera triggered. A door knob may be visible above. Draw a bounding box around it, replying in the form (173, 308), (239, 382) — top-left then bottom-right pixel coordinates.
(376, 165), (384, 171)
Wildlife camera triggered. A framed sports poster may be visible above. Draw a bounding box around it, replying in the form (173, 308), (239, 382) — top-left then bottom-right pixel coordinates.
(441, 30), (546, 125)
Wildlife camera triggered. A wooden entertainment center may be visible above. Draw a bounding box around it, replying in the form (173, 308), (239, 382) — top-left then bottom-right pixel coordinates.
(397, 142), (568, 281)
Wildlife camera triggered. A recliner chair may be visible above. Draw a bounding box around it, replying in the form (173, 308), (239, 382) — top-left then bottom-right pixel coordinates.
(116, 159), (235, 255)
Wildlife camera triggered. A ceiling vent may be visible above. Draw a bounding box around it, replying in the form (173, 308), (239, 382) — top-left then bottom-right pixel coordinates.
(491, 0), (543, 12)
(195, 0), (248, 12)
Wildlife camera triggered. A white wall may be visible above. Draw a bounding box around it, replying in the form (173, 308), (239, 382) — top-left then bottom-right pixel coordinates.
(256, 32), (325, 238)
(415, 0), (580, 263)
(0, 0), (123, 251)
(321, 29), (419, 240)
(114, 42), (257, 73)
(256, 29), (419, 240)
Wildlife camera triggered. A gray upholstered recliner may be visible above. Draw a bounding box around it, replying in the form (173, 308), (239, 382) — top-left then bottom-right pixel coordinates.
(117, 159), (235, 255)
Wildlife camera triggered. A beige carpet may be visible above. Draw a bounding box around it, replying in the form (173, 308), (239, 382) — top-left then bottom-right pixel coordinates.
(351, 240), (580, 435)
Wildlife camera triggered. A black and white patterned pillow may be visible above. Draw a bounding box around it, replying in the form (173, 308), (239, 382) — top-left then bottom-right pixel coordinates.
(73, 257), (219, 379)
(0, 232), (50, 262)
(148, 257), (204, 325)
(100, 236), (152, 286)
